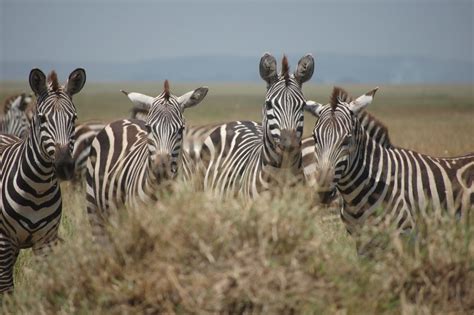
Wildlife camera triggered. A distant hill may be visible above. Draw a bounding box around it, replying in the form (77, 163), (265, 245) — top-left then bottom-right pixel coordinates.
(1, 53), (472, 83)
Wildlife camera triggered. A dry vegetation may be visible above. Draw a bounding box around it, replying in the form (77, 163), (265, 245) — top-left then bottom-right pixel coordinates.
(0, 82), (473, 314)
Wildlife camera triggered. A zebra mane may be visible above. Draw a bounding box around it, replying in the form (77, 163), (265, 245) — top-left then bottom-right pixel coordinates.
(48, 71), (60, 92)
(330, 86), (351, 112)
(163, 80), (170, 101)
(281, 55), (290, 85)
(358, 110), (391, 144)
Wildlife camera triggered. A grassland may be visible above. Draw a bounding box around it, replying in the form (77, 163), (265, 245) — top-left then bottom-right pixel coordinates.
(0, 82), (473, 314)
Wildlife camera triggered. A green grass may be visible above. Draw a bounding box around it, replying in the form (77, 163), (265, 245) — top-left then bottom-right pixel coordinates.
(0, 82), (473, 313)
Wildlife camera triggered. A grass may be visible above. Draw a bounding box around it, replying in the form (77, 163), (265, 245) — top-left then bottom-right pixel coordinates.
(0, 82), (473, 314)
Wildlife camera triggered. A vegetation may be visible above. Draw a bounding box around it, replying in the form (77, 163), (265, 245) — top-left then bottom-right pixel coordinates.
(0, 83), (473, 314)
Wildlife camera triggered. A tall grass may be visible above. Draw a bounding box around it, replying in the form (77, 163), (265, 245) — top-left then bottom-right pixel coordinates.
(1, 83), (472, 313)
(2, 183), (472, 314)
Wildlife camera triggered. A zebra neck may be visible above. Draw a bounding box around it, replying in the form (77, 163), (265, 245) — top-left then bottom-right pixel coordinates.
(23, 125), (56, 183)
(338, 131), (387, 208)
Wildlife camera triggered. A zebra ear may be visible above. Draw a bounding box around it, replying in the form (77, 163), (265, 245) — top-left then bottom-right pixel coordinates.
(294, 54), (315, 85)
(10, 94), (25, 110)
(348, 87), (379, 114)
(29, 68), (47, 97)
(304, 100), (324, 117)
(120, 90), (154, 111)
(65, 68), (86, 96)
(178, 87), (209, 111)
(259, 53), (278, 85)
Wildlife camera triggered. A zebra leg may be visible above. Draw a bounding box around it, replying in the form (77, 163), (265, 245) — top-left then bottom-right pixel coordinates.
(32, 235), (62, 257)
(0, 234), (19, 293)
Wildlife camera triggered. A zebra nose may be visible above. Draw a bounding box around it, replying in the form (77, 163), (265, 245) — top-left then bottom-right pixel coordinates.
(316, 189), (338, 205)
(54, 145), (75, 180)
(279, 129), (299, 151)
(153, 154), (174, 179)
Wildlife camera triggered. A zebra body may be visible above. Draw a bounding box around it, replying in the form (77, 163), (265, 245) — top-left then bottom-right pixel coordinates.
(200, 53), (314, 199)
(86, 82), (208, 237)
(307, 87), (473, 246)
(71, 121), (105, 180)
(0, 68), (86, 292)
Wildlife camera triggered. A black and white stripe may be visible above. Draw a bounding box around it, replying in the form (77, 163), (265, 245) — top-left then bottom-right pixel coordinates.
(0, 68), (85, 292)
(307, 86), (474, 251)
(0, 93), (33, 138)
(85, 81), (208, 238)
(302, 99), (393, 203)
(200, 53), (314, 198)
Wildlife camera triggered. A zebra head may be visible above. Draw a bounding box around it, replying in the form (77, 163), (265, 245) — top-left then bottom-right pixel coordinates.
(2, 93), (30, 138)
(260, 53), (314, 154)
(29, 68), (86, 180)
(305, 86), (378, 204)
(121, 81), (208, 180)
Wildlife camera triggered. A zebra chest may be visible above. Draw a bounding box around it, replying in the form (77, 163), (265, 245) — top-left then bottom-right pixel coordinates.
(1, 154), (62, 245)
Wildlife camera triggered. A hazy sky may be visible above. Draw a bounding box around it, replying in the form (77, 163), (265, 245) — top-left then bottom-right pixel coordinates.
(1, 0), (473, 63)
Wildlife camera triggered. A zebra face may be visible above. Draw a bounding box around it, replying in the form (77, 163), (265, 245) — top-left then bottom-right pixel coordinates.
(29, 68), (86, 180)
(146, 106), (185, 180)
(260, 53), (314, 152)
(311, 107), (355, 202)
(1, 94), (30, 138)
(6, 111), (29, 137)
(125, 81), (208, 181)
(308, 87), (378, 204)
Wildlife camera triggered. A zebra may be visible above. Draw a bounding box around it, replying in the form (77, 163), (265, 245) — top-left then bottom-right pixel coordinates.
(85, 81), (208, 237)
(69, 89), (216, 182)
(123, 89), (221, 162)
(70, 121), (106, 180)
(2, 92), (34, 116)
(306, 86), (474, 252)
(0, 93), (33, 138)
(0, 68), (86, 292)
(199, 53), (314, 199)
(302, 98), (393, 203)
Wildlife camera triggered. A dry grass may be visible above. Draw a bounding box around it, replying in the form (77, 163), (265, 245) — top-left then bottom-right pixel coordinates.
(0, 82), (473, 314)
(2, 184), (473, 314)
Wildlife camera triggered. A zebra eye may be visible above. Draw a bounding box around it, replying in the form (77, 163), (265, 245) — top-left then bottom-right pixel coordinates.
(145, 124), (152, 133)
(38, 113), (46, 123)
(265, 101), (273, 110)
(341, 134), (352, 146)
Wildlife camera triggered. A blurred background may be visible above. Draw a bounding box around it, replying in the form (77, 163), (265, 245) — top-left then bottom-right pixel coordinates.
(1, 0), (473, 155)
(1, 0), (472, 83)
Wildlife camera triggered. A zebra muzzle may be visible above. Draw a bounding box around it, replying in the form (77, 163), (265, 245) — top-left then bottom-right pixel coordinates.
(54, 145), (75, 181)
(316, 189), (338, 205)
(278, 129), (299, 151)
(152, 154), (175, 180)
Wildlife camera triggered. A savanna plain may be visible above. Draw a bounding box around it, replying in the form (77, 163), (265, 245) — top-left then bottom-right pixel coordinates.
(0, 82), (473, 314)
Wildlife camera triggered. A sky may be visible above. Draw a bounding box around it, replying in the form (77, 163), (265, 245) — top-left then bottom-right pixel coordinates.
(1, 0), (472, 63)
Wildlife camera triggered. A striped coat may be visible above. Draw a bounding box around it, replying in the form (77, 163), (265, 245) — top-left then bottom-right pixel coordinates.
(307, 86), (473, 252)
(0, 68), (86, 292)
(85, 82), (208, 238)
(200, 53), (315, 199)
